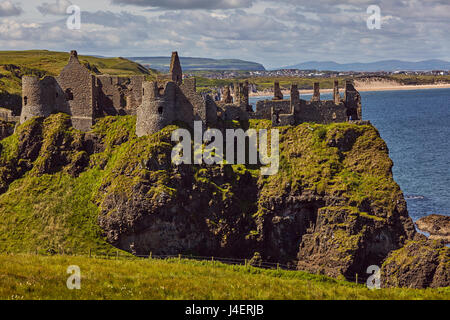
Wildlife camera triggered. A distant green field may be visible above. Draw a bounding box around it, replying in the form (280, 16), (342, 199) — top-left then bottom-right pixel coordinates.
(1, 254), (448, 300)
(0, 50), (154, 76)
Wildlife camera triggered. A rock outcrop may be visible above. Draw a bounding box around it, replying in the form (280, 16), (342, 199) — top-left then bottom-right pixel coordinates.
(0, 120), (14, 140)
(416, 214), (450, 243)
(94, 118), (419, 281)
(382, 240), (449, 288)
(1, 114), (441, 288)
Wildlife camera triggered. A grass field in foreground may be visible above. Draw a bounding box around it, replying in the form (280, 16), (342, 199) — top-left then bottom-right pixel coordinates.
(0, 254), (448, 300)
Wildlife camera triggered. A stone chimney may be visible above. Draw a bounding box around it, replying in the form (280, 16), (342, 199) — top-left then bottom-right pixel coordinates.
(311, 82), (320, 102)
(290, 84), (299, 106)
(273, 82), (283, 100)
(222, 85), (233, 103)
(170, 51), (182, 85)
(333, 80), (340, 104)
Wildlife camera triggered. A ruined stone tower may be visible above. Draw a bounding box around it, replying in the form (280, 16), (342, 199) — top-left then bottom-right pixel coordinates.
(21, 76), (58, 123)
(136, 81), (176, 137)
(136, 52), (218, 137)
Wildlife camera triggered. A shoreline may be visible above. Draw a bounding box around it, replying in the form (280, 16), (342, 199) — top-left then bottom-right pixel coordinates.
(249, 83), (450, 97)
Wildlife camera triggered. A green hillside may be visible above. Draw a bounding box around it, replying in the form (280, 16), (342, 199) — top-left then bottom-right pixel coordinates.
(1, 254), (448, 300)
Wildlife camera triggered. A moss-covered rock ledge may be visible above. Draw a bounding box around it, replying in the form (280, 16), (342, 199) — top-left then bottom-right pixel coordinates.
(0, 113), (443, 288)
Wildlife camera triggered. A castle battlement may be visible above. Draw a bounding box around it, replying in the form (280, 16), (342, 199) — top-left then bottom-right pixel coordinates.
(20, 50), (363, 135)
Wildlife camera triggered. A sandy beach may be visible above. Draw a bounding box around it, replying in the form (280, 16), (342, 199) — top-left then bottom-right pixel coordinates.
(249, 83), (450, 97)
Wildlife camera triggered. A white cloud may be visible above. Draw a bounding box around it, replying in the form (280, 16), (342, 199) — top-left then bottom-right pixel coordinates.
(0, 0), (448, 67)
(0, 1), (23, 16)
(111, 0), (255, 10)
(37, 0), (72, 16)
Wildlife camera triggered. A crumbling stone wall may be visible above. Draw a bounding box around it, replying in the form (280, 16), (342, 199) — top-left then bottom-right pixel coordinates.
(96, 75), (144, 116)
(20, 50), (144, 132)
(179, 78), (206, 124)
(217, 102), (249, 121)
(57, 51), (95, 131)
(251, 100), (290, 120)
(0, 108), (13, 122)
(295, 100), (347, 124)
(344, 81), (362, 120)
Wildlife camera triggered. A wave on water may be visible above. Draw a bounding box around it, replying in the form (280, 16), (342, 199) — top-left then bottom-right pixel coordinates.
(405, 195), (426, 200)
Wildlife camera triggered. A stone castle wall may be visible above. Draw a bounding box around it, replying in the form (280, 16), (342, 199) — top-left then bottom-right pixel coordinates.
(20, 51), (145, 131)
(19, 50), (363, 136)
(57, 51), (95, 131)
(96, 75), (144, 117)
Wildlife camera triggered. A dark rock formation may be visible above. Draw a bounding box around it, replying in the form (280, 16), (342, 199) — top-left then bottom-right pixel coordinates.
(0, 114), (91, 193)
(0, 120), (14, 140)
(382, 240), (449, 288)
(416, 214), (450, 243)
(96, 119), (419, 281)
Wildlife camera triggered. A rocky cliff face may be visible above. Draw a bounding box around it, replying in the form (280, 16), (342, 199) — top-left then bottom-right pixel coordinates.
(382, 240), (449, 288)
(416, 214), (450, 243)
(1, 114), (446, 288)
(0, 120), (14, 141)
(92, 118), (420, 281)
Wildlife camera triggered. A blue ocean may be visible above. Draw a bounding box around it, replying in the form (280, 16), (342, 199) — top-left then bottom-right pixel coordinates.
(250, 88), (450, 221)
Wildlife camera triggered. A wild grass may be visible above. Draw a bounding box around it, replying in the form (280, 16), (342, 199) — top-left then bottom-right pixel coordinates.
(0, 254), (448, 300)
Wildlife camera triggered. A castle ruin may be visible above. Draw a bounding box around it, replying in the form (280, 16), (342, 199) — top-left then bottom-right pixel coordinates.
(20, 50), (362, 135)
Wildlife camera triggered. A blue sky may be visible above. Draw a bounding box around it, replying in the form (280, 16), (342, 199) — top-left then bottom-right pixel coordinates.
(0, 0), (449, 69)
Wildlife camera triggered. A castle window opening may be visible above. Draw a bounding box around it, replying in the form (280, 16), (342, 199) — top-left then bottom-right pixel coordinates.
(65, 88), (74, 101)
(24, 96), (28, 106)
(120, 94), (126, 108)
(158, 106), (163, 115)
